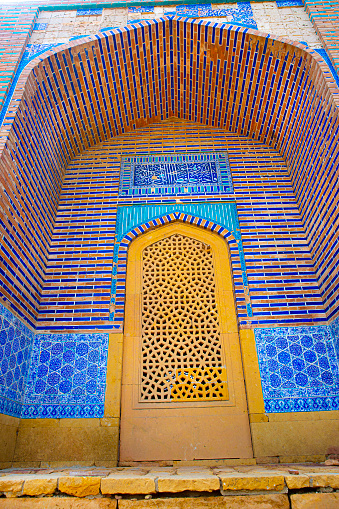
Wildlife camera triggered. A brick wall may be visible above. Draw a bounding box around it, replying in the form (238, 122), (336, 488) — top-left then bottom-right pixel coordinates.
(0, 6), (37, 108)
(0, 19), (338, 331)
(36, 120), (325, 332)
(305, 0), (339, 73)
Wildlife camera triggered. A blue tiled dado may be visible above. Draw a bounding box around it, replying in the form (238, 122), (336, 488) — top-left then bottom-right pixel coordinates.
(23, 333), (109, 418)
(0, 304), (109, 418)
(0, 304), (34, 418)
(255, 325), (339, 412)
(1, 303), (339, 419)
(330, 316), (339, 359)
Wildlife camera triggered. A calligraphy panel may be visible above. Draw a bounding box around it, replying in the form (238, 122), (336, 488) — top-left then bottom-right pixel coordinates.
(119, 152), (233, 197)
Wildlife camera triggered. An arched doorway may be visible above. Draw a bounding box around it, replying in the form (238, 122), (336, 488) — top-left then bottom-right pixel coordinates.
(119, 222), (253, 463)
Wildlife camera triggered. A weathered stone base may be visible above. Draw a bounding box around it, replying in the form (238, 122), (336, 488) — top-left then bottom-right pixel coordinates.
(0, 466), (338, 508)
(290, 493), (339, 508)
(2, 494), (339, 508)
(0, 500), (116, 508)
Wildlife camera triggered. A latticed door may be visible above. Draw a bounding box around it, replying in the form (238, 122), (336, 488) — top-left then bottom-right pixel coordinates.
(120, 223), (253, 463)
(140, 234), (228, 403)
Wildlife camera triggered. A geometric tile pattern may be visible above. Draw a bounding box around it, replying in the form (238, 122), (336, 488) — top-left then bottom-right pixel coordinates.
(330, 316), (339, 362)
(33, 23), (48, 31)
(76, 9), (103, 16)
(0, 304), (33, 418)
(276, 0), (303, 7)
(23, 333), (109, 418)
(128, 6), (154, 13)
(119, 152), (233, 197)
(0, 303), (109, 419)
(255, 325), (339, 412)
(176, 2), (257, 29)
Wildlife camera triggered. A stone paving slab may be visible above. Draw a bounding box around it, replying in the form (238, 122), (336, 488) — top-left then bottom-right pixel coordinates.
(0, 500), (117, 508)
(290, 493), (339, 509)
(118, 495), (290, 508)
(0, 464), (338, 499)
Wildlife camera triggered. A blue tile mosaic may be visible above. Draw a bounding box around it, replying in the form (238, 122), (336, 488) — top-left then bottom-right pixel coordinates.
(330, 316), (339, 360)
(99, 27), (119, 32)
(276, 0), (303, 7)
(0, 303), (34, 418)
(33, 23), (48, 31)
(0, 43), (62, 129)
(69, 35), (90, 41)
(128, 6), (154, 13)
(76, 9), (102, 16)
(23, 333), (109, 418)
(176, 2), (257, 30)
(0, 304), (109, 418)
(119, 152), (233, 197)
(255, 325), (339, 412)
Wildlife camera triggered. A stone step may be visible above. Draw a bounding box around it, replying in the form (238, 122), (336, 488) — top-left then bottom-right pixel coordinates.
(0, 465), (338, 508)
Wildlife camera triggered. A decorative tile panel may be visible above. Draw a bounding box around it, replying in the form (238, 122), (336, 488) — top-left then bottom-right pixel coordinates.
(330, 316), (339, 361)
(119, 152), (233, 197)
(128, 6), (154, 13)
(276, 0), (303, 6)
(0, 304), (34, 418)
(176, 2), (257, 29)
(76, 9), (102, 16)
(23, 333), (109, 418)
(33, 23), (48, 31)
(0, 304), (109, 419)
(255, 325), (339, 412)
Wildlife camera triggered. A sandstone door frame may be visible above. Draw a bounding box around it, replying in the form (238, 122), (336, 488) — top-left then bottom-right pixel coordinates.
(118, 222), (253, 463)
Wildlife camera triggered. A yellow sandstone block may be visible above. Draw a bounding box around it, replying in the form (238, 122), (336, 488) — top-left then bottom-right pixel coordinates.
(0, 479), (23, 497)
(157, 472), (220, 492)
(290, 493), (339, 509)
(119, 494), (290, 508)
(0, 499), (116, 508)
(311, 473), (339, 488)
(220, 473), (285, 491)
(23, 478), (57, 496)
(101, 472), (156, 494)
(285, 475), (310, 489)
(58, 476), (100, 497)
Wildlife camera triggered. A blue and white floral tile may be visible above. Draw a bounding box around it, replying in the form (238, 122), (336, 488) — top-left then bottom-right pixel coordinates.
(0, 304), (34, 418)
(23, 333), (109, 418)
(255, 325), (339, 412)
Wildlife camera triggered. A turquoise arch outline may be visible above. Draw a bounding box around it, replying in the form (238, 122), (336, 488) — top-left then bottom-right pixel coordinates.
(110, 202), (252, 322)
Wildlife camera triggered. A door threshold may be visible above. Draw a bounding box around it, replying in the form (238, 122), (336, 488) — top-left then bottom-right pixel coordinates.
(119, 458), (256, 467)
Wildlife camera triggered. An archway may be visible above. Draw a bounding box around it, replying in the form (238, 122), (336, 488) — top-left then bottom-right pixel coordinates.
(0, 17), (338, 329)
(119, 222), (253, 462)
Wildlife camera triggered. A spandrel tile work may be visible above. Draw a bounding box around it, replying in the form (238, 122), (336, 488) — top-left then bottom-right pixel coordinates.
(0, 0), (338, 466)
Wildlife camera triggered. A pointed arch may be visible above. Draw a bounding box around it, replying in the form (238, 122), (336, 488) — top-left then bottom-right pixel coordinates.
(110, 210), (252, 330)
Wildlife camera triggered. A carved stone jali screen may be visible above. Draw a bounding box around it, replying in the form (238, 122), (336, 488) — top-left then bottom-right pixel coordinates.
(120, 223), (253, 462)
(140, 234), (229, 402)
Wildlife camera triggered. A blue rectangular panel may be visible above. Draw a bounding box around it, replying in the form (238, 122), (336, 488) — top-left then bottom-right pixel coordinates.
(119, 152), (233, 197)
